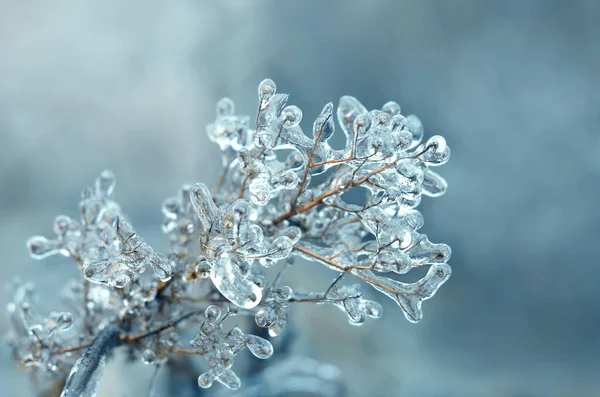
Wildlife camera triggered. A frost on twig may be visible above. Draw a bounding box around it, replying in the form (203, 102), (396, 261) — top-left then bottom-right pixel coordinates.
(8, 79), (452, 394)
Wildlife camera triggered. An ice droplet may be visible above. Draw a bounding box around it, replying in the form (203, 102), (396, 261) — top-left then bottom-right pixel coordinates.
(246, 334), (274, 359)
(258, 79), (276, 101)
(216, 97), (235, 117)
(210, 256), (262, 309)
(382, 101), (401, 116)
(418, 135), (450, 166)
(141, 349), (157, 365)
(281, 105), (302, 127)
(27, 236), (62, 259)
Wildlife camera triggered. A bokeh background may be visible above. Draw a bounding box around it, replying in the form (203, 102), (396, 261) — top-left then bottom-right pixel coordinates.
(1, 1), (599, 396)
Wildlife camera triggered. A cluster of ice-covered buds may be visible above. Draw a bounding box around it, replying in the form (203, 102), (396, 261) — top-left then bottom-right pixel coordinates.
(7, 283), (76, 382)
(9, 79), (452, 395)
(199, 79), (452, 323)
(26, 171), (172, 288)
(190, 305), (273, 389)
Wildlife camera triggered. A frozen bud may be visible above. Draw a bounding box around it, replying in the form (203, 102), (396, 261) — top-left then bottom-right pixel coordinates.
(361, 207), (390, 234)
(390, 114), (408, 131)
(198, 372), (214, 388)
(27, 236), (62, 259)
(360, 300), (383, 318)
(249, 179), (271, 206)
(190, 183), (221, 231)
(246, 334), (274, 359)
(382, 101), (401, 116)
(50, 311), (74, 330)
(53, 215), (77, 236)
(141, 349), (157, 365)
(281, 105), (302, 127)
(271, 236), (293, 259)
(96, 170), (116, 198)
(258, 79), (276, 100)
(216, 97), (235, 117)
(418, 135), (451, 166)
(353, 113), (371, 135)
(372, 111), (391, 127)
(274, 286), (294, 301)
(204, 305), (222, 322)
(255, 306), (276, 327)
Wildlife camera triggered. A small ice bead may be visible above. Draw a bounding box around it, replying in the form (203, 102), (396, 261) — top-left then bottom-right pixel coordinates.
(249, 180), (271, 206)
(360, 300), (383, 318)
(281, 105), (302, 127)
(204, 305), (221, 322)
(353, 113), (371, 135)
(371, 111), (391, 127)
(382, 101), (401, 116)
(418, 135), (451, 166)
(391, 114), (408, 131)
(272, 236), (293, 257)
(216, 97), (235, 117)
(198, 372), (214, 388)
(53, 215), (75, 235)
(255, 306), (276, 327)
(27, 236), (61, 259)
(258, 79), (276, 100)
(50, 311), (74, 330)
(141, 349), (157, 365)
(246, 334), (273, 359)
(96, 170), (116, 198)
(406, 114), (424, 147)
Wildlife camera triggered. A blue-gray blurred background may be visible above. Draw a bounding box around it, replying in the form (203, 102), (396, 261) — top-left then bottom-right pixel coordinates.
(1, 1), (599, 396)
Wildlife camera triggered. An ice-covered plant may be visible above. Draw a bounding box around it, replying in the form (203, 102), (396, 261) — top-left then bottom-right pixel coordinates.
(7, 79), (452, 396)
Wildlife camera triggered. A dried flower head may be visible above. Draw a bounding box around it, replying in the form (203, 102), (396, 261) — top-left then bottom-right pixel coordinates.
(8, 79), (451, 395)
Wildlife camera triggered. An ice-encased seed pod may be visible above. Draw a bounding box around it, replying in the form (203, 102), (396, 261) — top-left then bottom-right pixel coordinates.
(204, 305), (221, 322)
(382, 101), (401, 116)
(281, 105), (302, 127)
(258, 79), (276, 100)
(216, 97), (235, 117)
(198, 372), (214, 388)
(27, 236), (62, 259)
(418, 135), (451, 166)
(141, 349), (157, 365)
(246, 334), (274, 359)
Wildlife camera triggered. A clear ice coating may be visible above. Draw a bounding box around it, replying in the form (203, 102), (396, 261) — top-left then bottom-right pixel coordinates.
(15, 79), (452, 393)
(190, 305), (274, 390)
(60, 326), (120, 397)
(82, 216), (173, 288)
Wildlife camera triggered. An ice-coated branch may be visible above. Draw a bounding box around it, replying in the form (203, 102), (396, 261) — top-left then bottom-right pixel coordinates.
(8, 79), (452, 394)
(60, 325), (120, 397)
